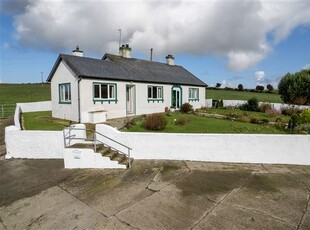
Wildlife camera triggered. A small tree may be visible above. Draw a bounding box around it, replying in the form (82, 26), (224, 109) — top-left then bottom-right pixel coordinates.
(256, 85), (264, 92)
(266, 84), (274, 92)
(237, 84), (244, 91)
(278, 71), (310, 105)
(215, 83), (222, 88)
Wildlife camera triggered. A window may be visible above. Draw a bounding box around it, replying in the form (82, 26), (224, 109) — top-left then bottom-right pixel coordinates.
(93, 83), (117, 103)
(189, 88), (199, 101)
(59, 83), (71, 103)
(148, 85), (163, 102)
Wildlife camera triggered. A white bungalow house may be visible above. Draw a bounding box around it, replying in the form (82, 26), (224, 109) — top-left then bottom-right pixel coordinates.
(47, 45), (207, 123)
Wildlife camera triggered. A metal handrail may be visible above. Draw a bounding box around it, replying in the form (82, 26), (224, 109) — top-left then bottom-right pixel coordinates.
(63, 126), (132, 168)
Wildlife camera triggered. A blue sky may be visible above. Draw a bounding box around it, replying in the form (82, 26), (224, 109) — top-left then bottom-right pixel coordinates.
(1, 0), (310, 89)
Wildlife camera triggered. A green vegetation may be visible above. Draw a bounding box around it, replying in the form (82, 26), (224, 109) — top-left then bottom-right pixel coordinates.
(0, 83), (51, 105)
(125, 113), (288, 134)
(22, 111), (72, 130)
(206, 89), (283, 103)
(278, 69), (310, 105)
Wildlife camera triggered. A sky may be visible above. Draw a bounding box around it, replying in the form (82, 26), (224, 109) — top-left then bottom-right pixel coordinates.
(1, 0), (310, 89)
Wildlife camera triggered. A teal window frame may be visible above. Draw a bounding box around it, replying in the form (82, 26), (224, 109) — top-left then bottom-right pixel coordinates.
(59, 83), (71, 104)
(189, 87), (199, 102)
(93, 82), (118, 104)
(147, 85), (164, 102)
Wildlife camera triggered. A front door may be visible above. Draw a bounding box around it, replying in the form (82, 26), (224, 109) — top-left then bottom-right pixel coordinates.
(171, 86), (182, 109)
(126, 85), (135, 115)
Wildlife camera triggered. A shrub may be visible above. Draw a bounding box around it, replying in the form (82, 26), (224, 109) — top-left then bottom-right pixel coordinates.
(175, 116), (191, 126)
(250, 118), (261, 124)
(144, 113), (167, 131)
(123, 117), (135, 129)
(180, 103), (193, 113)
(280, 106), (304, 116)
(259, 103), (272, 112)
(294, 124), (310, 134)
(239, 97), (260, 112)
(265, 109), (280, 117)
(278, 70), (310, 105)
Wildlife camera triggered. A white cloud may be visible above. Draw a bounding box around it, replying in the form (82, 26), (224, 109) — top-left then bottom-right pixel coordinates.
(303, 64), (310, 70)
(4, 0), (310, 71)
(255, 71), (265, 82)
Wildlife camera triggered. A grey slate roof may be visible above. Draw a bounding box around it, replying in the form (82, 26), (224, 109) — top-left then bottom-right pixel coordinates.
(47, 53), (207, 87)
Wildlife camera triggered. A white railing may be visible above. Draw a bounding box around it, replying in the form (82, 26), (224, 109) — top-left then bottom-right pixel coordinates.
(63, 126), (132, 168)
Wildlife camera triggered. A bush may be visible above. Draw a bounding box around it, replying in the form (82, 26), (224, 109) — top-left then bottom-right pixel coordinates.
(180, 103), (193, 113)
(239, 97), (260, 112)
(259, 103), (272, 112)
(265, 109), (280, 117)
(175, 116), (191, 126)
(144, 113), (167, 131)
(288, 109), (310, 130)
(278, 70), (310, 105)
(280, 106), (304, 116)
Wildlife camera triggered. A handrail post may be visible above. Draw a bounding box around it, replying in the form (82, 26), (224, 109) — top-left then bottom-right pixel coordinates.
(94, 132), (97, 152)
(128, 149), (131, 169)
(63, 129), (66, 147)
(68, 127), (71, 146)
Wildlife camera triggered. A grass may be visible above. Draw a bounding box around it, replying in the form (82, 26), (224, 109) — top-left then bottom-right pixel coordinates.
(22, 111), (72, 130)
(206, 89), (283, 103)
(0, 83), (51, 105)
(126, 113), (288, 134)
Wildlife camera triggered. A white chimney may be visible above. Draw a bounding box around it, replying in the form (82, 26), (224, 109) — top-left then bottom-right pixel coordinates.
(165, 54), (175, 66)
(72, 46), (83, 57)
(119, 44), (131, 58)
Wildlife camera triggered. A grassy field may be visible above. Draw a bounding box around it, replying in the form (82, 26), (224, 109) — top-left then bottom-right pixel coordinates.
(126, 113), (288, 134)
(0, 83), (51, 105)
(206, 89), (283, 103)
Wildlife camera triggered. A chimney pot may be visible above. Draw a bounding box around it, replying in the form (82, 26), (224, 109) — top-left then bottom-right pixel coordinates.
(119, 44), (132, 58)
(165, 54), (175, 65)
(72, 45), (83, 57)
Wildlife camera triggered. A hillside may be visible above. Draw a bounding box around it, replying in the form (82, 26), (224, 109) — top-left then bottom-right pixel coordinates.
(206, 89), (283, 103)
(0, 83), (51, 105)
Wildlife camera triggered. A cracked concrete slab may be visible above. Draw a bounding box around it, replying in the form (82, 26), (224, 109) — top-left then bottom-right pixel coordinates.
(1, 159), (310, 230)
(0, 186), (105, 229)
(193, 201), (295, 230)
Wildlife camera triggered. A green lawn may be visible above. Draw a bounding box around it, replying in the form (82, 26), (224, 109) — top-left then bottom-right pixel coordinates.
(206, 89), (283, 103)
(126, 113), (288, 134)
(22, 111), (72, 131)
(0, 83), (51, 105)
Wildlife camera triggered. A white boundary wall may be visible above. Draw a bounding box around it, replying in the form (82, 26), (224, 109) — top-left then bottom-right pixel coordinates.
(96, 124), (310, 165)
(5, 101), (64, 159)
(205, 99), (310, 111)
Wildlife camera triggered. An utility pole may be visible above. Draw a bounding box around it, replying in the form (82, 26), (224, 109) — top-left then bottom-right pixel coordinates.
(41, 72), (44, 86)
(118, 29), (122, 48)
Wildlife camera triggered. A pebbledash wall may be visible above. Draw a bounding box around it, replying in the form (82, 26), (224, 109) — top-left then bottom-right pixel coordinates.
(5, 100), (310, 166)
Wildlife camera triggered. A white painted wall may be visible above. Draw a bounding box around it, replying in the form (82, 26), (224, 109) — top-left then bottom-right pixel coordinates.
(5, 125), (64, 159)
(64, 148), (126, 169)
(17, 101), (52, 113)
(96, 124), (310, 165)
(79, 79), (206, 123)
(51, 61), (79, 122)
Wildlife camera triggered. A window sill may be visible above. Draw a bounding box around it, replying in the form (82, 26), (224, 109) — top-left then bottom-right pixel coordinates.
(59, 101), (71, 104)
(93, 99), (118, 104)
(147, 99), (164, 103)
(189, 99), (199, 102)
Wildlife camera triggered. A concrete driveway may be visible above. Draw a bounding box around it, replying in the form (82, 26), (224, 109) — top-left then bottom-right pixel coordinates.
(0, 158), (309, 230)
